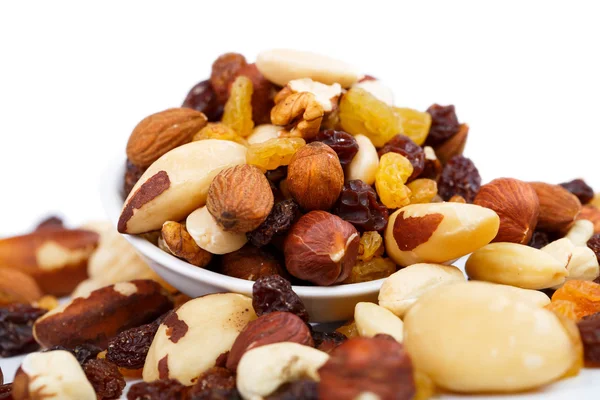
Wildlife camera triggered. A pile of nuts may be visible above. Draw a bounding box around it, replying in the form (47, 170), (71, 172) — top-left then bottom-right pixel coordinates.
(2, 48), (600, 399)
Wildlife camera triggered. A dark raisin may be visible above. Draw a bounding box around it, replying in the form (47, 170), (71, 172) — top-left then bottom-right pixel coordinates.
(267, 380), (318, 400)
(0, 366), (3, 385)
(252, 276), (309, 323)
(0, 383), (11, 400)
(377, 135), (425, 181)
(127, 379), (187, 400)
(46, 343), (103, 365)
(265, 166), (288, 184)
(124, 159), (147, 196)
(312, 130), (359, 167)
(333, 180), (388, 232)
(182, 80), (223, 122)
(588, 234), (600, 264)
(188, 388), (242, 400)
(424, 104), (460, 147)
(35, 215), (64, 231)
(210, 53), (247, 104)
(187, 367), (235, 397)
(0, 304), (46, 357)
(528, 230), (551, 249)
(311, 330), (347, 354)
(107, 320), (160, 370)
(560, 179), (594, 205)
(437, 155), (481, 202)
(578, 312), (600, 364)
(420, 148), (443, 181)
(84, 359), (125, 400)
(247, 200), (300, 248)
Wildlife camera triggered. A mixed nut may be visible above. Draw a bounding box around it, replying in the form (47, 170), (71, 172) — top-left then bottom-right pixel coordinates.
(1, 48), (600, 399)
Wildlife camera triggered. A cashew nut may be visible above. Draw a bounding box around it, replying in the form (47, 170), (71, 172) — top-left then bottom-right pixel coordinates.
(565, 219), (595, 246)
(354, 302), (404, 341)
(346, 134), (379, 185)
(186, 206), (248, 254)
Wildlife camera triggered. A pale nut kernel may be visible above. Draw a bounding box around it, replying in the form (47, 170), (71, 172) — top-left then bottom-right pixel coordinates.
(490, 283), (551, 307)
(247, 124), (281, 144)
(553, 246), (600, 288)
(403, 281), (581, 393)
(286, 78), (343, 112)
(466, 243), (568, 290)
(236, 342), (329, 400)
(186, 206), (248, 255)
(385, 203), (500, 267)
(354, 302), (404, 342)
(118, 139), (247, 234)
(144, 293), (257, 385)
(378, 263), (465, 318)
(352, 79), (394, 106)
(566, 219), (595, 246)
(161, 221), (212, 267)
(12, 350), (96, 400)
(541, 238), (575, 268)
(346, 134), (379, 186)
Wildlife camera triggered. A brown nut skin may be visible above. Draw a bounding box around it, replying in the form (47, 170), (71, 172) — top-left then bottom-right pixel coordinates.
(0, 269), (43, 306)
(578, 205), (600, 234)
(435, 123), (469, 165)
(161, 221), (212, 267)
(220, 245), (287, 281)
(284, 211), (359, 286)
(210, 52), (248, 104)
(318, 336), (416, 400)
(207, 165), (274, 233)
(126, 108), (208, 168)
(33, 279), (173, 349)
(0, 228), (99, 296)
(474, 178), (540, 244)
(226, 311), (313, 371)
(287, 142), (344, 211)
(530, 182), (582, 232)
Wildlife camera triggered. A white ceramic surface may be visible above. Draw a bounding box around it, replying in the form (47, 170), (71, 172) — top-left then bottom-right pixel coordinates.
(100, 159), (382, 322)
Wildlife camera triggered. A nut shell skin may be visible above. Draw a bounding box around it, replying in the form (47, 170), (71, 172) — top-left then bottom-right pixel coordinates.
(161, 221), (212, 267)
(474, 178), (540, 244)
(530, 182), (582, 232)
(287, 142), (344, 211)
(284, 211), (359, 286)
(0, 268), (43, 306)
(220, 245), (286, 281)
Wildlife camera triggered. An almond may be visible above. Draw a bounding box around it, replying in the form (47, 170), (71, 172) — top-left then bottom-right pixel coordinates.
(530, 182), (582, 232)
(0, 268), (43, 306)
(126, 108), (208, 168)
(474, 178), (540, 244)
(577, 205), (600, 234)
(435, 123), (469, 164)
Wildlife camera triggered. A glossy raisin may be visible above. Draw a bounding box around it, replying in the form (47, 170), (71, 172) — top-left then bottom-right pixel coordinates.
(247, 199), (300, 248)
(342, 257), (396, 284)
(561, 179), (594, 205)
(265, 166), (288, 184)
(46, 343), (103, 365)
(210, 53), (247, 104)
(182, 80), (223, 122)
(0, 383), (11, 400)
(529, 230), (551, 249)
(333, 180), (388, 232)
(311, 330), (347, 354)
(0, 304), (46, 357)
(312, 130), (359, 167)
(222, 76), (254, 137)
(127, 379), (187, 400)
(267, 380), (318, 400)
(107, 320), (160, 370)
(378, 135), (425, 181)
(187, 367), (236, 396)
(577, 312), (600, 364)
(375, 153), (413, 209)
(124, 159), (147, 196)
(188, 388), (242, 400)
(192, 123), (247, 145)
(247, 138), (306, 171)
(357, 231), (384, 262)
(424, 104), (460, 147)
(437, 155), (481, 202)
(84, 359), (125, 400)
(252, 275), (309, 323)
(394, 107), (432, 146)
(588, 234), (600, 264)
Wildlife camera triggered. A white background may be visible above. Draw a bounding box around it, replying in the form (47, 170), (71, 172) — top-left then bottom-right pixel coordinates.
(1, 1), (600, 397)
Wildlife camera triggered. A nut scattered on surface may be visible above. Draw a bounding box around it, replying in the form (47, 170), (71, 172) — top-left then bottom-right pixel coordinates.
(161, 221), (212, 267)
(354, 302), (404, 342)
(530, 182), (582, 232)
(186, 206), (248, 255)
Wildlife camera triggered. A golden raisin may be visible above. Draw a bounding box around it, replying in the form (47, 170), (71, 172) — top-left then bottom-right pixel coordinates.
(335, 321), (358, 338)
(358, 231), (384, 262)
(394, 107), (432, 146)
(339, 88), (403, 147)
(342, 257), (396, 284)
(375, 153), (413, 208)
(192, 123), (247, 145)
(552, 280), (600, 320)
(414, 370), (436, 400)
(545, 300), (578, 321)
(407, 179), (438, 204)
(222, 76), (254, 137)
(247, 138), (306, 171)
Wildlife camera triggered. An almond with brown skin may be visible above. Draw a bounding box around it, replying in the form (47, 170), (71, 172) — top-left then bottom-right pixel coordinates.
(474, 178), (540, 244)
(0, 269), (43, 306)
(530, 182), (582, 232)
(126, 108), (208, 168)
(435, 123), (469, 165)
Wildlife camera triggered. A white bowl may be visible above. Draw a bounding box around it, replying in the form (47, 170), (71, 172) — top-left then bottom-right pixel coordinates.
(100, 159), (383, 322)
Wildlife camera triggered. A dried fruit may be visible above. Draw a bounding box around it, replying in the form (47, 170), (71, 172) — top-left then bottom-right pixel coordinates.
(247, 199), (300, 248)
(561, 179), (594, 204)
(406, 178), (438, 204)
(220, 245), (285, 281)
(232, 63), (276, 125)
(107, 320), (160, 370)
(192, 123), (247, 145)
(222, 76), (254, 137)
(284, 211), (360, 286)
(127, 379), (186, 400)
(342, 257), (396, 284)
(378, 135), (425, 181)
(336, 321), (358, 338)
(437, 155), (481, 202)
(339, 87), (403, 147)
(530, 182), (582, 232)
(0, 304), (46, 357)
(182, 80), (223, 121)
(394, 107), (432, 146)
(188, 388), (241, 400)
(188, 367), (236, 394)
(435, 123), (469, 165)
(357, 231), (384, 261)
(420, 146), (443, 181)
(577, 312), (600, 364)
(333, 180), (389, 232)
(529, 230), (551, 249)
(0, 383), (10, 399)
(546, 300), (578, 321)
(375, 152), (413, 209)
(47, 343), (103, 365)
(588, 234), (600, 263)
(247, 138), (306, 171)
(83, 359), (126, 400)
(312, 129), (358, 166)
(252, 275), (309, 323)
(124, 159), (146, 195)
(207, 165), (274, 233)
(0, 268), (42, 306)
(210, 53), (247, 104)
(311, 330), (347, 354)
(424, 104), (460, 147)
(552, 280), (600, 320)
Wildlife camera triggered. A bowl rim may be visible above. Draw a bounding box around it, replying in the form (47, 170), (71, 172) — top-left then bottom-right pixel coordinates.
(100, 156), (384, 298)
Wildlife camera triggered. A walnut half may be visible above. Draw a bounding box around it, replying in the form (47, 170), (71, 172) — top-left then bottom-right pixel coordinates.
(271, 91), (324, 140)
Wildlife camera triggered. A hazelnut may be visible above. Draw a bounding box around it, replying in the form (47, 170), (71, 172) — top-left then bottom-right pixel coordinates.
(161, 221), (212, 267)
(207, 165), (274, 233)
(287, 142), (344, 211)
(530, 182), (582, 232)
(284, 211), (359, 286)
(220, 245), (286, 281)
(474, 178), (540, 244)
